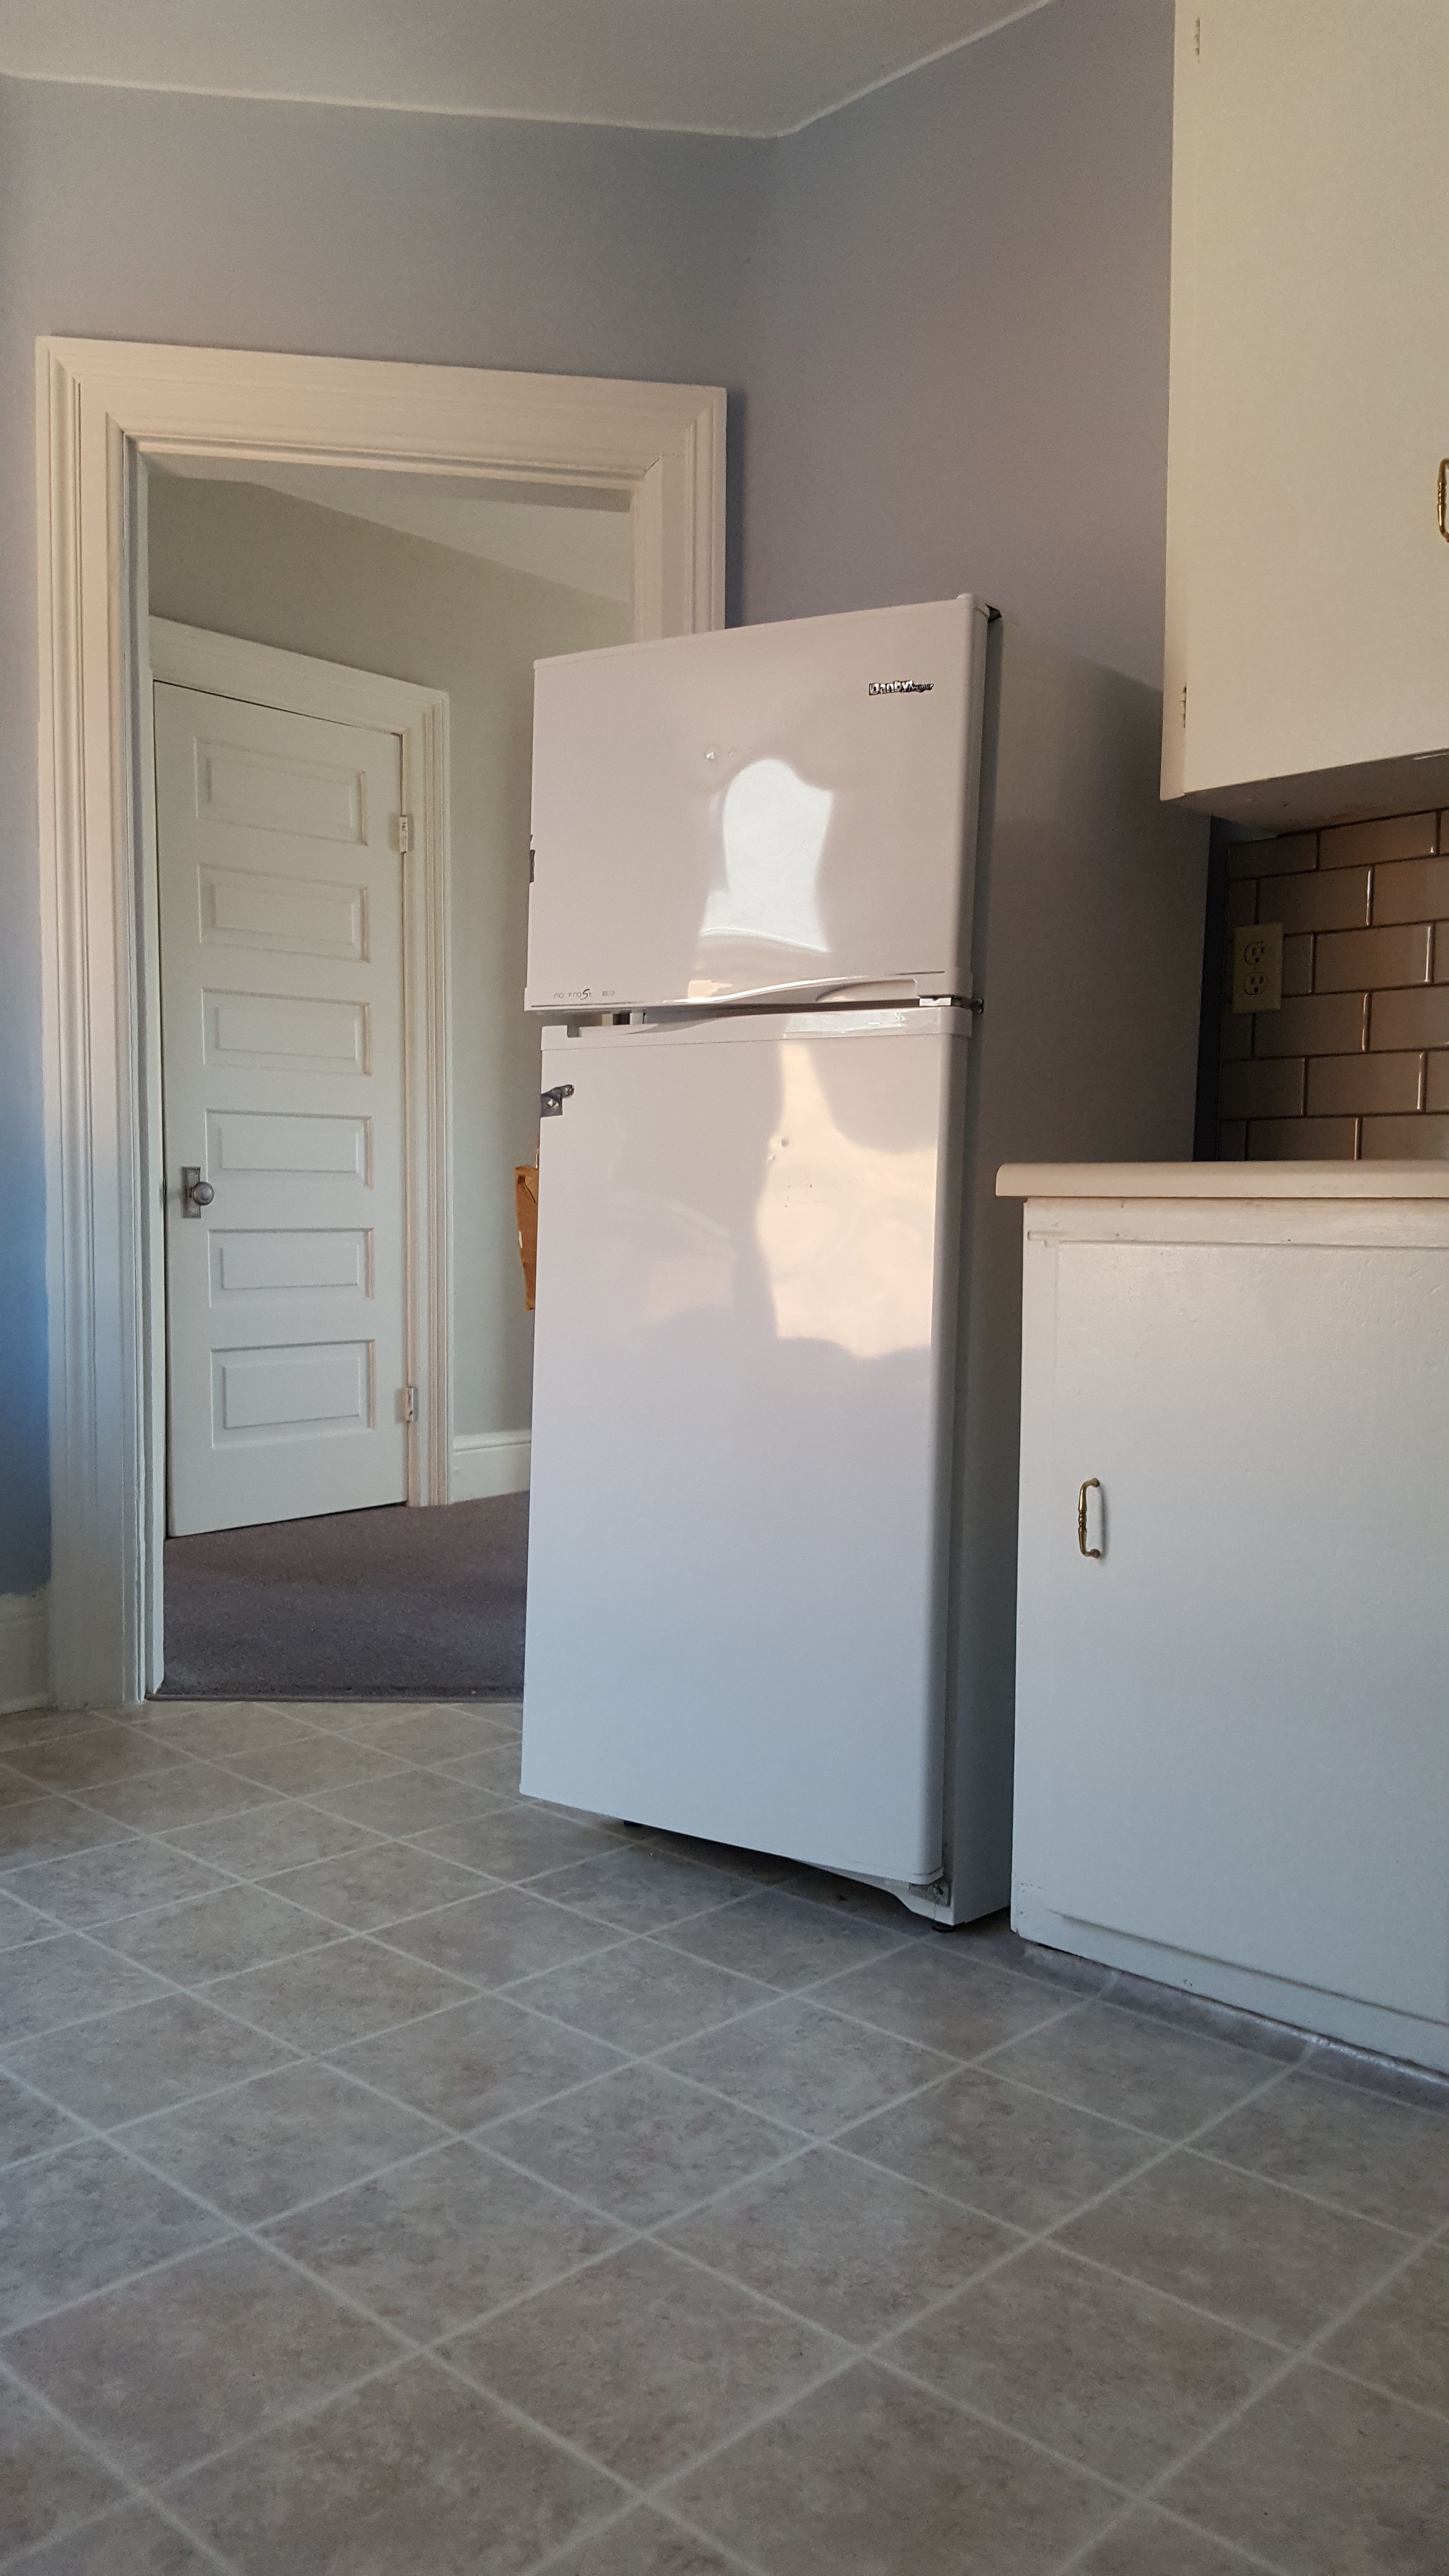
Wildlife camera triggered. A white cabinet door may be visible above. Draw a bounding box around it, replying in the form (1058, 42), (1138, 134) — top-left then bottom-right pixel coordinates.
(521, 1008), (966, 1884)
(527, 600), (986, 1011)
(1164, 1), (1449, 822)
(157, 683), (409, 1534)
(1019, 1230), (1449, 2024)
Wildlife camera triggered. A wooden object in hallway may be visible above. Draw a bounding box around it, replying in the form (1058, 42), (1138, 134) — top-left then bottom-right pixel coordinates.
(515, 1164), (538, 1310)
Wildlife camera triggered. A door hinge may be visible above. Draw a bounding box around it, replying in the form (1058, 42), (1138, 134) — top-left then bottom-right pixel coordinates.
(400, 1385), (418, 1423)
(1193, 13), (1201, 57)
(1180, 682), (1189, 729)
(540, 1083), (574, 1118)
(529, 839), (536, 884)
(396, 814), (413, 856)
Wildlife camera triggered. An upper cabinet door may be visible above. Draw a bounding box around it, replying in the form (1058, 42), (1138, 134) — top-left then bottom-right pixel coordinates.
(526, 598), (987, 1012)
(1163, 1), (1449, 828)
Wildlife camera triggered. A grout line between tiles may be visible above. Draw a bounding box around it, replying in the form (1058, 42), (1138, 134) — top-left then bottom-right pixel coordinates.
(0, 2345), (245, 2576)
(1051, 2209), (1449, 2573)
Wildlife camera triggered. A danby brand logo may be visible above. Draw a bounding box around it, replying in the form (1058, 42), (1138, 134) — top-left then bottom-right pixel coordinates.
(868, 679), (933, 696)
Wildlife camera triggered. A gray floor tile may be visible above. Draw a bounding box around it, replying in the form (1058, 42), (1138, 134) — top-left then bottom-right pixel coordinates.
(97, 1882), (338, 1984)
(264, 2138), (623, 2338)
(448, 2237), (842, 2483)
(135, 1708), (320, 1766)
(1164, 2359), (1449, 2574)
(11, 2499), (224, 2572)
(164, 2354), (621, 2576)
(1319, 2240), (1449, 2415)
(330, 1992), (627, 2130)
(1, 1708), (133, 1749)
(0, 2137), (229, 2331)
(0, 1799), (138, 1874)
(486, 2062), (798, 2227)
(0, 1933), (172, 2047)
(207, 1736), (407, 1798)
(4, 1992), (295, 2127)
(0, 1764), (69, 1809)
(3, 2237), (398, 2482)
(659, 1887), (905, 1991)
(2, 1729), (183, 1793)
(983, 1999), (1272, 2141)
(666, 2141), (1017, 2344)
(512, 1937), (773, 2053)
(206, 1936), (474, 2051)
(122, 2062), (448, 2224)
(1197, 2068), (1449, 2233)
(5, 1841), (234, 1931)
(820, 1946), (1076, 2061)
(887, 2241), (1280, 2486)
(1075, 2510), (1274, 2575)
(67, 1761), (277, 1834)
(257, 1839), (496, 1929)
(336, 1706), (517, 1767)
(668, 2357), (1117, 2576)
(380, 1886), (619, 1987)
(660, 1993), (954, 2138)
(845, 2066), (1161, 2230)
(404, 1804), (624, 1884)
(305, 1769), (502, 1836)
(0, 2073), (86, 2168)
(162, 1801), (382, 1880)
(541, 2509), (742, 2576)
(0, 1886), (51, 1949)
(431, 1739), (523, 1797)
(0, 2375), (128, 2560)
(1059, 2149), (1411, 2346)
(529, 1844), (750, 1934)
(951, 1916), (1115, 1996)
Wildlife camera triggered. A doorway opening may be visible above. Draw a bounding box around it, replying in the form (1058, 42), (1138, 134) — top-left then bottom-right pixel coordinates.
(37, 340), (726, 1711)
(146, 467), (631, 1698)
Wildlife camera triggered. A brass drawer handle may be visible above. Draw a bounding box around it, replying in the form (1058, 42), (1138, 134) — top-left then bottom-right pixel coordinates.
(1438, 459), (1449, 543)
(1078, 1478), (1102, 1559)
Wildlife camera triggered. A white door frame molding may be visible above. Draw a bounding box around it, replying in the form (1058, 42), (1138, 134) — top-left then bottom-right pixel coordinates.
(150, 615), (452, 1532)
(37, 337), (726, 1708)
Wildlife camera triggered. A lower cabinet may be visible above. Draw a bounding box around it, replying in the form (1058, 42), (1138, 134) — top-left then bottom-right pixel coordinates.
(1003, 1167), (1449, 2073)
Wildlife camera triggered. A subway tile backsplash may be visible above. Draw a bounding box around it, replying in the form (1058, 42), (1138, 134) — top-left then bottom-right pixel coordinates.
(1219, 808), (1449, 1159)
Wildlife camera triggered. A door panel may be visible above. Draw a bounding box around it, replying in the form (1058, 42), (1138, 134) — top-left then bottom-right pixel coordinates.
(1036, 1237), (1449, 2022)
(521, 1010), (965, 1884)
(157, 682), (408, 1534)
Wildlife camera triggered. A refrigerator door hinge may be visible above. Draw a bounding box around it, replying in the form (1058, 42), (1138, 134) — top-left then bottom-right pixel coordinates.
(540, 1083), (575, 1118)
(396, 814), (413, 856)
(400, 1385), (418, 1423)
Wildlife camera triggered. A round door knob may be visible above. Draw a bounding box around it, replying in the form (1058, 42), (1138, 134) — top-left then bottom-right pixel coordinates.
(186, 1178), (214, 1208)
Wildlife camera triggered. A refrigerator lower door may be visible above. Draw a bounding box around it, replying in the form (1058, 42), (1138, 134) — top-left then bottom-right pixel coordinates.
(522, 1006), (966, 1887)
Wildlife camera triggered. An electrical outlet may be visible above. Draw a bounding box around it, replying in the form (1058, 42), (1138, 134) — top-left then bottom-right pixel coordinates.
(1232, 921), (1284, 1014)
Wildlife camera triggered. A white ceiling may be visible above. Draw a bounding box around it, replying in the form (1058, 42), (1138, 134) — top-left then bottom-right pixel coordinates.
(153, 459), (635, 605)
(0, 0), (1055, 139)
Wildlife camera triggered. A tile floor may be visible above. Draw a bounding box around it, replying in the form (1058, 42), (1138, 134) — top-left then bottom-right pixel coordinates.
(0, 1695), (1445, 2575)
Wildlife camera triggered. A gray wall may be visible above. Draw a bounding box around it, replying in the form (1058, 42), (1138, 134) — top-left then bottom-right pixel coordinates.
(748, 0), (1175, 684)
(0, 0), (1178, 1599)
(0, 76), (762, 1597)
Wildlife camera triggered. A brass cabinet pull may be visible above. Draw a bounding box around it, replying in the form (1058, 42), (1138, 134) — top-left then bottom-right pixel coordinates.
(1078, 1479), (1102, 1559)
(1439, 459), (1449, 542)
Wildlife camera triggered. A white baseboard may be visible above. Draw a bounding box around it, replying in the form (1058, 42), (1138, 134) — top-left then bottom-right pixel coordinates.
(451, 1431), (531, 1502)
(0, 1589), (49, 1714)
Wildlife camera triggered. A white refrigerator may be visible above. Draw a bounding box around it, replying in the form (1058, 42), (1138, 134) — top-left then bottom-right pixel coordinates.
(520, 598), (1208, 1922)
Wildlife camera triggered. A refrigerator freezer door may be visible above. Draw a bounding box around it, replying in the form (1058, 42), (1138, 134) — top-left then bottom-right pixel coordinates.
(521, 1008), (966, 1885)
(527, 598), (988, 1012)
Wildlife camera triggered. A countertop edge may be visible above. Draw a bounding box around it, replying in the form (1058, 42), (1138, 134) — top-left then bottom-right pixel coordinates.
(996, 1161), (1449, 1201)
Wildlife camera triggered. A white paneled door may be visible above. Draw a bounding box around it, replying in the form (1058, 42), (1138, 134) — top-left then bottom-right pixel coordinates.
(156, 682), (409, 1534)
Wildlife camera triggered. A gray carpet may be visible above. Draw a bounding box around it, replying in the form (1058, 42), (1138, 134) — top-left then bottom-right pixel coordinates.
(160, 1493), (528, 1699)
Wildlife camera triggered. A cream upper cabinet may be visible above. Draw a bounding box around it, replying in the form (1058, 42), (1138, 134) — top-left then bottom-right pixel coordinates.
(1163, 2), (1449, 829)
